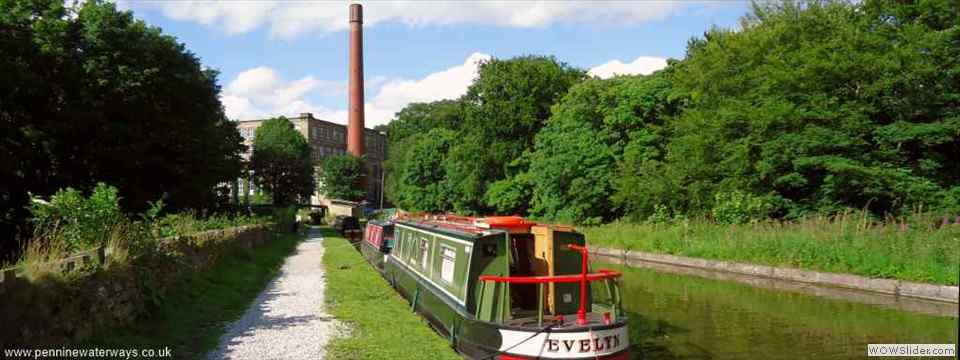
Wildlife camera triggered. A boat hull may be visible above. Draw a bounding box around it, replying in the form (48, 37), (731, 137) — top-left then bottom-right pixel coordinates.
(382, 253), (630, 359)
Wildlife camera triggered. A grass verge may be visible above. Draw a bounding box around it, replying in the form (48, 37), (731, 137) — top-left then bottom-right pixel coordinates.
(321, 227), (460, 360)
(582, 215), (960, 285)
(86, 231), (303, 359)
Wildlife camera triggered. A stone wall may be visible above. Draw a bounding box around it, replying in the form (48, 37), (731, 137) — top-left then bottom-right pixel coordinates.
(590, 246), (959, 304)
(0, 224), (274, 348)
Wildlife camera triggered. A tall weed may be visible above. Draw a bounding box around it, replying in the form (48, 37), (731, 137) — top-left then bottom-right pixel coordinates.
(582, 211), (960, 285)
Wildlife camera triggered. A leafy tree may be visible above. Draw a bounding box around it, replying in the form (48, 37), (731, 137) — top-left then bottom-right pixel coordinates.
(0, 0), (244, 258)
(656, 0), (959, 217)
(447, 56), (587, 213)
(381, 0), (959, 223)
(383, 100), (464, 143)
(388, 129), (458, 212)
(526, 70), (686, 224)
(319, 154), (365, 202)
(382, 100), (465, 209)
(250, 117), (315, 205)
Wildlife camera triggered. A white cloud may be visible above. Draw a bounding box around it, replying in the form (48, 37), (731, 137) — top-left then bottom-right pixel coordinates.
(130, 1), (686, 39)
(223, 52), (489, 127)
(370, 52), (489, 111)
(221, 66), (345, 121)
(588, 56), (668, 79)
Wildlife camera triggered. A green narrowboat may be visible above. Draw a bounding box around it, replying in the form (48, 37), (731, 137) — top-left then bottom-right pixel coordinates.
(365, 215), (629, 359)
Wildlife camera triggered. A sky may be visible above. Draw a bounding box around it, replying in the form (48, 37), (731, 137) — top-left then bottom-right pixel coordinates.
(116, 1), (749, 127)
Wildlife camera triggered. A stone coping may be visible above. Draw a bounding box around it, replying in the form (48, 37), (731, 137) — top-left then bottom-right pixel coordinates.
(589, 246), (959, 304)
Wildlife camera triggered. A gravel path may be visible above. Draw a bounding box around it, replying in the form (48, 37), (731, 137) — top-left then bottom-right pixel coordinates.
(207, 227), (334, 360)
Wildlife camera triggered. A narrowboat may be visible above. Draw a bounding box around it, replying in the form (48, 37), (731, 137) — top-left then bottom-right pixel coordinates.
(363, 215), (628, 359)
(360, 220), (394, 269)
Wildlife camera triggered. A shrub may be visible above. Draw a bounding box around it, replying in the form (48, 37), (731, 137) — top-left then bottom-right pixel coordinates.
(711, 191), (771, 224)
(272, 206), (298, 233)
(29, 183), (123, 251)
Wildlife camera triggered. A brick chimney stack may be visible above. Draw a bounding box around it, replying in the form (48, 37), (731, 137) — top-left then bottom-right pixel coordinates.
(347, 3), (365, 157)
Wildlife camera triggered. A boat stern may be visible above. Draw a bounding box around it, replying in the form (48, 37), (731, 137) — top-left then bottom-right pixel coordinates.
(496, 322), (629, 359)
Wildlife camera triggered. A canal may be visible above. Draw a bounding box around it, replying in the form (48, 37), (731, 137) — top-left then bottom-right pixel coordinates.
(590, 256), (959, 359)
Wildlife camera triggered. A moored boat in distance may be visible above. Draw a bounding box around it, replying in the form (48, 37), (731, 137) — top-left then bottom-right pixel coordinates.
(361, 219), (394, 269)
(362, 214), (629, 359)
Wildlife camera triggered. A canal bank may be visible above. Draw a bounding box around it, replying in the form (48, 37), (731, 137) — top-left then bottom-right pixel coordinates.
(588, 257), (958, 359)
(590, 246), (959, 304)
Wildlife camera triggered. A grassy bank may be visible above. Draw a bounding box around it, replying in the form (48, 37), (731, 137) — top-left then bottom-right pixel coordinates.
(87, 231), (303, 358)
(581, 214), (960, 285)
(321, 227), (459, 360)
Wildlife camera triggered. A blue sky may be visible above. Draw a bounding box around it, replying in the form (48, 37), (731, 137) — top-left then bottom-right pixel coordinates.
(118, 1), (749, 126)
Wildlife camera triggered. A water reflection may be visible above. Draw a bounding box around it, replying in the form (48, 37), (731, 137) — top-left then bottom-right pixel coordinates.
(592, 258), (958, 359)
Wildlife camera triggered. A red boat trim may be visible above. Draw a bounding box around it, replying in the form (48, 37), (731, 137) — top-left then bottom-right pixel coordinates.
(477, 269), (621, 284)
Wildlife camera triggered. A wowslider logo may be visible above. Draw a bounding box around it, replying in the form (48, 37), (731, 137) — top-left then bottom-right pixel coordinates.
(867, 344), (956, 357)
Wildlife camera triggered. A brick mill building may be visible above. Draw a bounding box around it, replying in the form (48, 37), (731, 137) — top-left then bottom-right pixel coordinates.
(235, 112), (387, 207)
(235, 4), (382, 208)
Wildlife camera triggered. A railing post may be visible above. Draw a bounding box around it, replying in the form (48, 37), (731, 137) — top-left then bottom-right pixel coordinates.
(537, 282), (544, 327)
(567, 244), (589, 326)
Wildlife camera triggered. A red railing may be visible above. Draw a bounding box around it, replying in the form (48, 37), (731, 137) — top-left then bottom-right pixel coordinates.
(476, 269), (621, 284)
(478, 244), (620, 326)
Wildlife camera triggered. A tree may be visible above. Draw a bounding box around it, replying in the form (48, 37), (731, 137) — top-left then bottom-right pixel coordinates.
(525, 70), (686, 224)
(250, 117), (315, 205)
(319, 154), (365, 202)
(650, 0), (959, 218)
(0, 0), (245, 258)
(383, 100), (465, 143)
(382, 99), (465, 209)
(447, 56), (587, 214)
(388, 129), (458, 212)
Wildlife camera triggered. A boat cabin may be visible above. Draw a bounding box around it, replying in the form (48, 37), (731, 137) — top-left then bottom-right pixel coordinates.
(388, 215), (622, 327)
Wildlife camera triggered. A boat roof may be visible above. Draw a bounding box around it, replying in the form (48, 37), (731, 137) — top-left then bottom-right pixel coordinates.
(394, 214), (540, 241)
(366, 220), (393, 227)
(395, 219), (499, 240)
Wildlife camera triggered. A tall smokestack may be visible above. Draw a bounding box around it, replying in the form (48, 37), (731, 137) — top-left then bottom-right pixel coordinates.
(347, 3), (365, 157)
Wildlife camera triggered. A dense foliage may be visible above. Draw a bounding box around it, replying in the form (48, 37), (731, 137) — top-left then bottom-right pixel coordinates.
(0, 0), (245, 257)
(384, 56), (586, 215)
(383, 0), (959, 224)
(640, 0), (960, 220)
(249, 117), (315, 205)
(388, 128), (459, 212)
(29, 183), (122, 251)
(527, 71), (686, 224)
(319, 154), (366, 202)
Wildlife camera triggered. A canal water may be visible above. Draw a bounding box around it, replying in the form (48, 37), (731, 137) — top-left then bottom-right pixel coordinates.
(591, 256), (959, 359)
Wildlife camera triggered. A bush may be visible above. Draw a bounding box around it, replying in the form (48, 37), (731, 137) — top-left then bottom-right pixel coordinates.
(272, 206), (298, 233)
(29, 183), (123, 251)
(711, 191), (771, 224)
(148, 210), (267, 239)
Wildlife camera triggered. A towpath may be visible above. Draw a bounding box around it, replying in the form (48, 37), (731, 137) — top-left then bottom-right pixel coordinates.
(207, 227), (335, 360)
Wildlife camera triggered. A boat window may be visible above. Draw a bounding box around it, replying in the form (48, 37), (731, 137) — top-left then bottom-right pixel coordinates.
(440, 245), (456, 283)
(418, 237), (429, 269)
